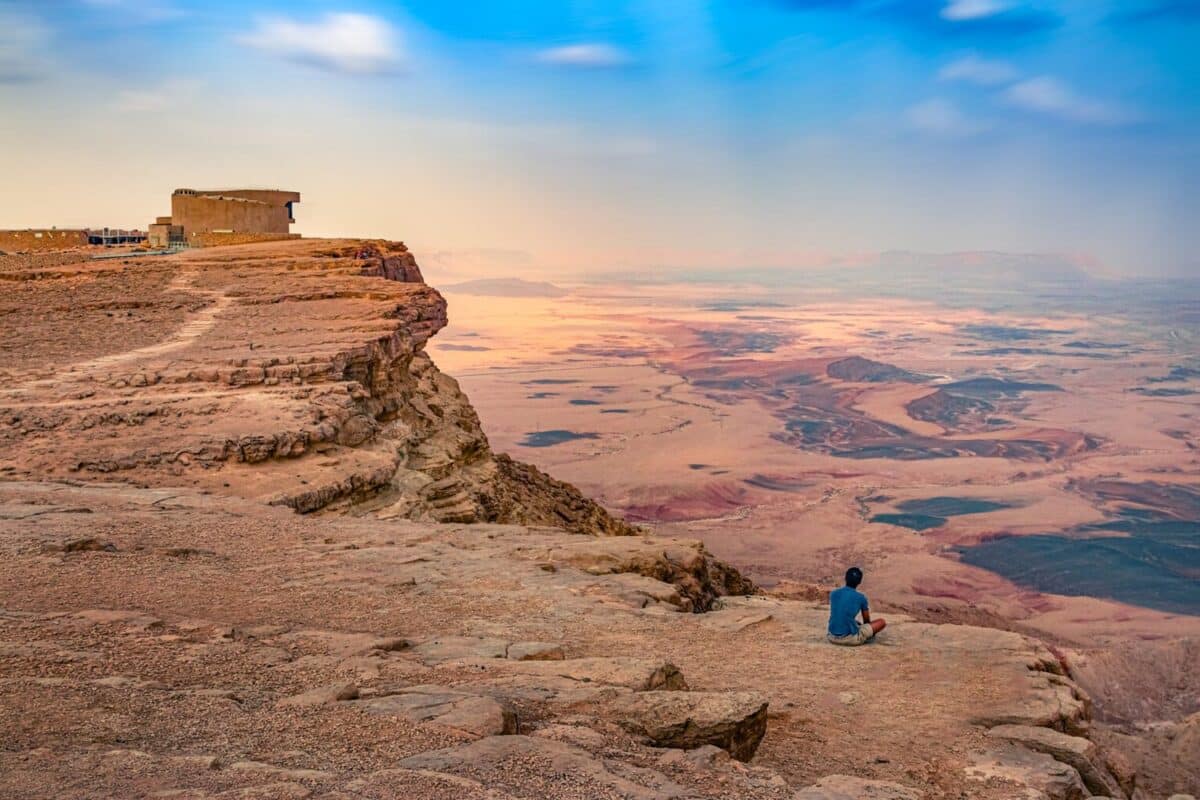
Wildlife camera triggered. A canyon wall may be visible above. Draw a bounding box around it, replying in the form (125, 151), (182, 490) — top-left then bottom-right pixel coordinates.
(0, 239), (638, 536)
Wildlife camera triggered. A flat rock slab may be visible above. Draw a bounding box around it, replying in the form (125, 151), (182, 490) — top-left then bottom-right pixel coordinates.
(275, 682), (359, 709)
(966, 743), (1088, 800)
(458, 656), (688, 691)
(410, 636), (565, 663)
(614, 690), (769, 762)
(411, 636), (511, 664)
(357, 685), (516, 738)
(397, 735), (686, 800)
(698, 609), (775, 634)
(792, 775), (924, 799)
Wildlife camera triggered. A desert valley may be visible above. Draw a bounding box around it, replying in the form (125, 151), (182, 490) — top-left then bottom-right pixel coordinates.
(4, 1), (1199, 796)
(0, 239), (1195, 799)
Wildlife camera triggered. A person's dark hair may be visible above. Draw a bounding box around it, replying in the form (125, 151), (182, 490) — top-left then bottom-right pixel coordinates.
(845, 567), (863, 588)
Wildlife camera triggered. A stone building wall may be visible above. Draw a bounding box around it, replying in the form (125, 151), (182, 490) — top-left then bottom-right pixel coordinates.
(170, 189), (299, 237)
(0, 229), (90, 252)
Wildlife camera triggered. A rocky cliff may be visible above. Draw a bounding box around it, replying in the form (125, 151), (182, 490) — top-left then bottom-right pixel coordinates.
(0, 240), (1172, 799)
(0, 239), (638, 536)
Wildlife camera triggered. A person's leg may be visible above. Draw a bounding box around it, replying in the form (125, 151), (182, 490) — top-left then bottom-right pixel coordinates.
(870, 618), (887, 635)
(829, 633), (864, 646)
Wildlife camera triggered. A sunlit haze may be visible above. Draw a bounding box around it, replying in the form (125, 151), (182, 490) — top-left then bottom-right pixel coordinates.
(1, 0), (1198, 277)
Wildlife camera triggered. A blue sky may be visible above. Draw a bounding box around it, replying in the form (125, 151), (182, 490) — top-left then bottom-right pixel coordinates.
(1, 0), (1198, 277)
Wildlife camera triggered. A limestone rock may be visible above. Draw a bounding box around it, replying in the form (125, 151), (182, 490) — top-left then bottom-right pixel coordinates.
(341, 768), (517, 800)
(535, 536), (755, 612)
(792, 775), (924, 799)
(966, 743), (1088, 800)
(411, 636), (510, 664)
(0, 238), (639, 539)
(356, 686), (517, 738)
(396, 735), (686, 799)
(613, 690), (769, 762)
(698, 608), (775, 633)
(227, 761), (334, 781)
(478, 657), (688, 691)
(275, 683), (359, 709)
(505, 641), (564, 661)
(987, 724), (1126, 798)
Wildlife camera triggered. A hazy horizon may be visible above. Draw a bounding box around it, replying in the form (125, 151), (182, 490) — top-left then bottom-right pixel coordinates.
(1, 0), (1198, 277)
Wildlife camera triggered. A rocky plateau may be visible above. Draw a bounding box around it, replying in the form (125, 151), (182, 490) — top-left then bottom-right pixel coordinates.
(0, 240), (1190, 799)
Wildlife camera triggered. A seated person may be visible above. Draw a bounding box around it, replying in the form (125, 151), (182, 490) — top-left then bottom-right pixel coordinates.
(827, 566), (887, 646)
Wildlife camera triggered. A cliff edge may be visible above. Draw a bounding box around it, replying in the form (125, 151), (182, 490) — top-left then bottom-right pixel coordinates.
(0, 240), (1159, 799)
(0, 239), (635, 536)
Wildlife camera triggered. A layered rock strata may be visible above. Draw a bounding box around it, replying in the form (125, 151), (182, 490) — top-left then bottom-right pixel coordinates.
(0, 240), (638, 536)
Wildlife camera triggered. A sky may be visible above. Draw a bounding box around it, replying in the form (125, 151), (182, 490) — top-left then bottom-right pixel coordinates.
(0, 0), (1198, 278)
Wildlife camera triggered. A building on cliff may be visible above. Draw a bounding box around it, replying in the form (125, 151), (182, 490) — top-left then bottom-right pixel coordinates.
(0, 228), (146, 252)
(148, 188), (300, 248)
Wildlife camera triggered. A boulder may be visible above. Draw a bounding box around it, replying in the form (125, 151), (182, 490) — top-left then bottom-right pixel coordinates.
(792, 775), (924, 799)
(357, 686), (517, 738)
(987, 724), (1126, 798)
(613, 690), (768, 762)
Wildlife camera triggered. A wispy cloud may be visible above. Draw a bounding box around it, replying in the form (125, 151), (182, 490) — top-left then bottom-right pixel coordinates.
(906, 98), (987, 137)
(938, 54), (1017, 85)
(238, 13), (400, 75)
(925, 1), (1060, 37)
(0, 8), (49, 83)
(941, 0), (1014, 21)
(778, 0), (1060, 39)
(1003, 76), (1135, 125)
(535, 43), (632, 68)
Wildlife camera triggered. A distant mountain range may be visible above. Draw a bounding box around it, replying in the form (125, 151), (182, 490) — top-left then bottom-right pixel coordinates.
(442, 278), (569, 298)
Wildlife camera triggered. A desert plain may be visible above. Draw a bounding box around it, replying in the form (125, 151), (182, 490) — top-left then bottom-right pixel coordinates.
(430, 267), (1200, 726)
(0, 240), (1195, 799)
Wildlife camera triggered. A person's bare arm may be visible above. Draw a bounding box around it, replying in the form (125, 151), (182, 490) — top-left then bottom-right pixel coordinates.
(861, 608), (872, 623)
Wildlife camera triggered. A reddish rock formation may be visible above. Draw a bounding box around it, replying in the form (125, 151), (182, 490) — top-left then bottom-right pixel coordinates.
(0, 239), (640, 536)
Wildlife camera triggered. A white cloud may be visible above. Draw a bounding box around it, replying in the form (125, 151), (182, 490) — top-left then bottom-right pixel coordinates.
(535, 43), (632, 68)
(941, 0), (1015, 20)
(0, 8), (49, 82)
(939, 54), (1017, 86)
(238, 13), (400, 75)
(1003, 77), (1134, 125)
(906, 98), (987, 137)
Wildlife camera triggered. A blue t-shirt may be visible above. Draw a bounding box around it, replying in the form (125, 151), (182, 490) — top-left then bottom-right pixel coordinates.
(828, 586), (869, 637)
